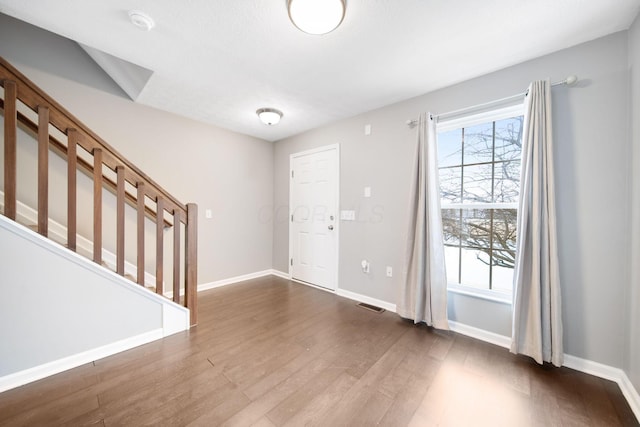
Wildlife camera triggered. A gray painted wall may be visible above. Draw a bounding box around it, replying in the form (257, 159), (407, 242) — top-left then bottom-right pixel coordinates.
(274, 33), (631, 367)
(2, 11), (639, 377)
(627, 14), (640, 391)
(0, 216), (163, 376)
(0, 13), (274, 284)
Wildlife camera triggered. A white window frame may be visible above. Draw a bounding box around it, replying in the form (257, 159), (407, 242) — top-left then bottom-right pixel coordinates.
(437, 103), (525, 304)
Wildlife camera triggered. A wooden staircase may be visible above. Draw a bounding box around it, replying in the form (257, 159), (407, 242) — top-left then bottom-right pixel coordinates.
(0, 56), (198, 325)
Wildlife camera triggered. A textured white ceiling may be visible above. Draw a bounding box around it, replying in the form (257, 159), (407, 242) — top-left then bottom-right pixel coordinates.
(0, 0), (638, 141)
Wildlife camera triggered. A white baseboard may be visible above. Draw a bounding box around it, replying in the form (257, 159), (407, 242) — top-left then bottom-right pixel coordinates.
(620, 372), (640, 421)
(446, 321), (640, 422)
(563, 354), (623, 382)
(269, 270), (398, 312)
(437, 319), (640, 421)
(563, 354), (640, 421)
(448, 320), (512, 349)
(0, 328), (163, 393)
(336, 288), (397, 313)
(270, 269), (290, 280)
(268, 269), (640, 422)
(198, 269), (275, 292)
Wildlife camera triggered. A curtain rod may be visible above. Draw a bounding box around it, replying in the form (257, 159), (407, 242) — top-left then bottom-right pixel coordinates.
(406, 75), (578, 128)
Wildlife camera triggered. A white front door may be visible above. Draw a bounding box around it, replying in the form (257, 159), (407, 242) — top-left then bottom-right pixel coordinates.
(290, 145), (339, 290)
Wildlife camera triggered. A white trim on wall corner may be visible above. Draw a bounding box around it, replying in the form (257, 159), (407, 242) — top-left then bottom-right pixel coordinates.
(270, 269), (291, 280)
(563, 354), (640, 421)
(0, 328), (163, 393)
(620, 373), (640, 421)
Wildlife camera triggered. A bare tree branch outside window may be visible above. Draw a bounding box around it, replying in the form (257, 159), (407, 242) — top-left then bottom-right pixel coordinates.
(438, 116), (523, 290)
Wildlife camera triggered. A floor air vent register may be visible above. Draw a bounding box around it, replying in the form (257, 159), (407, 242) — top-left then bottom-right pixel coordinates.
(356, 302), (385, 313)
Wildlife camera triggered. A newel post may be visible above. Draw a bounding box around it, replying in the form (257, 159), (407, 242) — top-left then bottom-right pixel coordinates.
(185, 203), (198, 326)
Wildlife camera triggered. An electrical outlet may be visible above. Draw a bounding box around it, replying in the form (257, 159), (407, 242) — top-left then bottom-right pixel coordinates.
(386, 266), (393, 277)
(205, 209), (213, 219)
(361, 260), (370, 274)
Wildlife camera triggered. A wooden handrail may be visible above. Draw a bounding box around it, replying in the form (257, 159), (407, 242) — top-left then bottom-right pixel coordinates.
(0, 57), (187, 217)
(0, 55), (198, 326)
(0, 98), (173, 227)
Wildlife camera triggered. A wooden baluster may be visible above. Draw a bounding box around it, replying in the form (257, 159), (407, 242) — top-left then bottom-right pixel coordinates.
(116, 166), (125, 275)
(93, 148), (103, 264)
(156, 198), (164, 295)
(185, 203), (198, 326)
(37, 106), (49, 236)
(67, 130), (77, 251)
(3, 81), (17, 220)
(173, 210), (181, 303)
(137, 183), (145, 286)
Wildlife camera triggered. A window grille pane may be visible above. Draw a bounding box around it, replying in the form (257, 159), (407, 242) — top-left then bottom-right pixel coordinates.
(437, 111), (523, 294)
(492, 251), (516, 292)
(494, 117), (523, 161)
(461, 209), (492, 249)
(438, 128), (462, 167)
(462, 164), (493, 203)
(463, 122), (493, 165)
(460, 247), (490, 289)
(439, 167), (462, 204)
(491, 209), (517, 255)
(494, 160), (520, 203)
(444, 245), (460, 284)
(442, 209), (461, 245)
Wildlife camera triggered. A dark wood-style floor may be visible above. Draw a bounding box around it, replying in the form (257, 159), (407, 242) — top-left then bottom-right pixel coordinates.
(0, 276), (637, 426)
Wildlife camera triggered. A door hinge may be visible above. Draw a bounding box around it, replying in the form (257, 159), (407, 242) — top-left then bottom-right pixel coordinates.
(291, 214), (293, 222)
(291, 170), (294, 178)
(290, 258), (293, 266)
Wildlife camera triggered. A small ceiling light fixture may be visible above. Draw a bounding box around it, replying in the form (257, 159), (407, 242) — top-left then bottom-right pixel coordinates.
(288, 0), (346, 35)
(128, 10), (155, 31)
(256, 108), (283, 126)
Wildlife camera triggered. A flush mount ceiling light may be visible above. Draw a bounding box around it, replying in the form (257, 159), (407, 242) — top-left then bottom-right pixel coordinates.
(128, 10), (155, 31)
(256, 108), (283, 126)
(288, 0), (346, 35)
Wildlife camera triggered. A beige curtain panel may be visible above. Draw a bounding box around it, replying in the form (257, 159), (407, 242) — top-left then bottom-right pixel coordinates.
(398, 112), (449, 330)
(510, 80), (563, 366)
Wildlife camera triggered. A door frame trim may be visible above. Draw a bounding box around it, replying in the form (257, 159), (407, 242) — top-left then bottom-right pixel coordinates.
(288, 143), (340, 292)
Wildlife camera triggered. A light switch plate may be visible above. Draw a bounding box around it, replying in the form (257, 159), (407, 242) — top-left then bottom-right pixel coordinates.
(364, 187), (371, 198)
(340, 210), (356, 221)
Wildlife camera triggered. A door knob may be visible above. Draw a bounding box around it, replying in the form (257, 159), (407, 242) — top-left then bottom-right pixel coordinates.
(328, 225), (334, 230)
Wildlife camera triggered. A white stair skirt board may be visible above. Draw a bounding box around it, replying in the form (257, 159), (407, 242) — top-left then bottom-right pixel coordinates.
(0, 216), (190, 392)
(0, 190), (157, 288)
(0, 329), (163, 393)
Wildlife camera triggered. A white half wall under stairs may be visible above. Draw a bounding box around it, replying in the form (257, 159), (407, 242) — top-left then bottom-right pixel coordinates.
(0, 215), (190, 392)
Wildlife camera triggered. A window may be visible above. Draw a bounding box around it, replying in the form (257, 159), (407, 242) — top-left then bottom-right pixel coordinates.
(437, 104), (524, 299)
